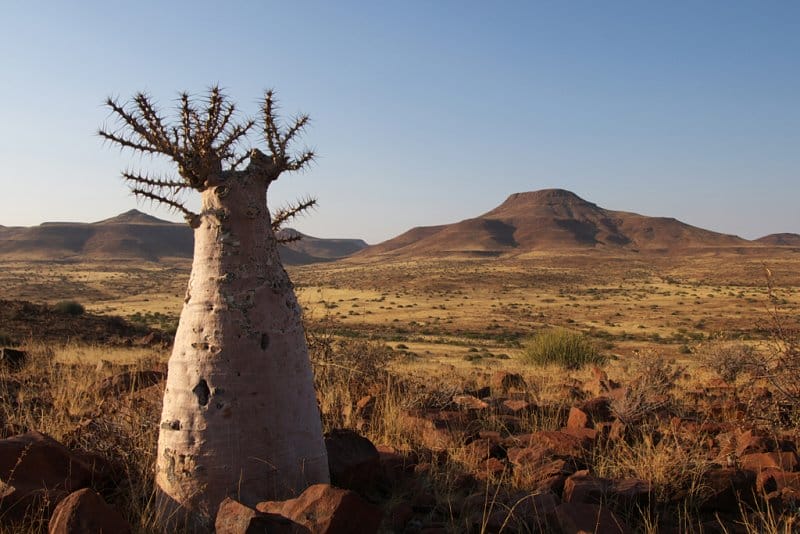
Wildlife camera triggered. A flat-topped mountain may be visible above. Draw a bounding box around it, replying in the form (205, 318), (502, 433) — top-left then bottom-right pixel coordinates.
(358, 189), (755, 258)
(0, 210), (366, 264)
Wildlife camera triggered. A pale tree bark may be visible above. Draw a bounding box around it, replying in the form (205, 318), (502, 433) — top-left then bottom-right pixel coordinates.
(155, 153), (328, 524)
(99, 89), (327, 530)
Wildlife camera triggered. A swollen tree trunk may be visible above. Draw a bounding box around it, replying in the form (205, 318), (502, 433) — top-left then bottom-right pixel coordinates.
(155, 167), (329, 524)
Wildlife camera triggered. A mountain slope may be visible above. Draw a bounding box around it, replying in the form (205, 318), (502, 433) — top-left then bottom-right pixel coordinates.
(0, 210), (365, 264)
(357, 189), (751, 258)
(755, 233), (800, 246)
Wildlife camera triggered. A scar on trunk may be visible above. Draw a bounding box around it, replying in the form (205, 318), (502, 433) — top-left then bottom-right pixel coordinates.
(260, 333), (270, 350)
(193, 379), (210, 407)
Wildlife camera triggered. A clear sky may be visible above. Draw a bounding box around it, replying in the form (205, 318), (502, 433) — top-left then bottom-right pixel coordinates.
(1, 1), (798, 243)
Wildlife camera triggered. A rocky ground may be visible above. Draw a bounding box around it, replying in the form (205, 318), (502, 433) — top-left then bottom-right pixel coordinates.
(0, 306), (798, 532)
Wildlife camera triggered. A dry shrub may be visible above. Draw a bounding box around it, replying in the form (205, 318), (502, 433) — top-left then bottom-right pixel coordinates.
(611, 351), (685, 425)
(749, 271), (800, 408)
(595, 429), (711, 505)
(307, 330), (395, 430)
(696, 339), (756, 384)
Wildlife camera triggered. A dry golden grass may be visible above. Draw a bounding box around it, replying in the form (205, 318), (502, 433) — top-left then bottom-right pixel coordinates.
(1, 250), (799, 532)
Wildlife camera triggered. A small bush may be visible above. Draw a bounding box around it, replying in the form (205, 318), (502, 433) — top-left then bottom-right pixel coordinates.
(53, 300), (85, 316)
(521, 328), (605, 369)
(698, 341), (756, 383)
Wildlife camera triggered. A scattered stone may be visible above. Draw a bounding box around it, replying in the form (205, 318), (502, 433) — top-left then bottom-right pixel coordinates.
(324, 429), (380, 493)
(48, 488), (131, 534)
(740, 451), (798, 472)
(257, 484), (382, 534)
(499, 399), (534, 415)
(0, 431), (99, 520)
(563, 470), (607, 505)
(699, 468), (756, 513)
(216, 497), (300, 534)
(566, 407), (592, 430)
(452, 394), (489, 411)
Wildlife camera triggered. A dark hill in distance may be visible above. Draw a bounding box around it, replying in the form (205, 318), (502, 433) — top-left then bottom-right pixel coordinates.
(0, 210), (366, 264)
(755, 233), (800, 247)
(357, 189), (763, 259)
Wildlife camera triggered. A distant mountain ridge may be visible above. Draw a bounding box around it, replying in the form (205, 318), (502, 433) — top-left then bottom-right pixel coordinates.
(0, 210), (367, 264)
(358, 189), (793, 259)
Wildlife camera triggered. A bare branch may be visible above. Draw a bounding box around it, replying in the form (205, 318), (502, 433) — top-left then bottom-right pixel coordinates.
(130, 187), (197, 220)
(287, 150), (316, 172)
(271, 196), (317, 233)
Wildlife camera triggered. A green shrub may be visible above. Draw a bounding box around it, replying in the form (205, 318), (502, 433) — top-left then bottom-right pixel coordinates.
(521, 328), (605, 369)
(53, 300), (85, 316)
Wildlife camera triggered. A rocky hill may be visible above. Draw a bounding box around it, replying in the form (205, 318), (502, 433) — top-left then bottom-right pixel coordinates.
(0, 210), (366, 264)
(358, 189), (755, 258)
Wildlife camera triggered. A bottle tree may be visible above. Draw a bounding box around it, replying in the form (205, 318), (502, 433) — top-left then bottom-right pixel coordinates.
(99, 87), (329, 526)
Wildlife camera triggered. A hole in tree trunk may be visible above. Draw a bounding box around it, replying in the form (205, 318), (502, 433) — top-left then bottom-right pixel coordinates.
(260, 333), (270, 350)
(193, 379), (210, 407)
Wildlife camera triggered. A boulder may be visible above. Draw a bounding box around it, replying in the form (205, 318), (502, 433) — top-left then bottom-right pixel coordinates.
(699, 468), (756, 513)
(0, 431), (99, 521)
(216, 497), (302, 534)
(740, 451), (799, 472)
(324, 429), (380, 493)
(48, 488), (131, 534)
(563, 470), (607, 504)
(257, 484), (382, 534)
(566, 407), (592, 430)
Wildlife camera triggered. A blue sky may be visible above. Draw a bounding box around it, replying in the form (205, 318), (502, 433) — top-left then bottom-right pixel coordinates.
(1, 2), (798, 243)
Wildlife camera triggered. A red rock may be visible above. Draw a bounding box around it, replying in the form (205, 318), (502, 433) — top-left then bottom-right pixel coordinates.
(555, 502), (629, 534)
(0, 431), (98, 520)
(734, 429), (772, 456)
(48, 488), (131, 534)
(478, 430), (502, 444)
(700, 468), (756, 513)
(563, 427), (599, 443)
(566, 407), (592, 429)
(740, 451), (799, 472)
(506, 444), (549, 466)
(399, 410), (472, 450)
(376, 445), (415, 484)
(757, 469), (800, 494)
(535, 430), (592, 457)
(478, 457), (508, 480)
(463, 438), (502, 463)
(216, 497), (298, 534)
(257, 484), (382, 534)
(500, 399), (534, 415)
(324, 429), (379, 493)
(453, 394), (489, 411)
(563, 470), (607, 504)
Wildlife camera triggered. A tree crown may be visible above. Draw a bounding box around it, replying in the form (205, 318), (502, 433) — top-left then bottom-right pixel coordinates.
(99, 86), (316, 232)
